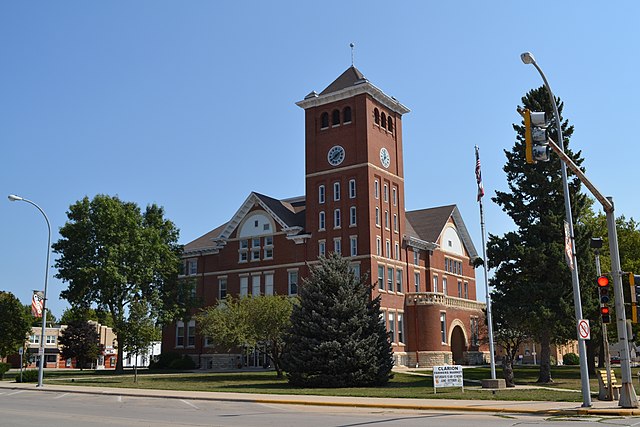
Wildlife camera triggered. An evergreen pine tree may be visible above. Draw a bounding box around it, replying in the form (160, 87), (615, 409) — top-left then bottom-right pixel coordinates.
(281, 253), (393, 387)
(488, 87), (596, 383)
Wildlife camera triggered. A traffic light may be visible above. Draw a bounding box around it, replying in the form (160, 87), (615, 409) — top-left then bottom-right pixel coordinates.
(630, 273), (640, 323)
(597, 275), (611, 323)
(518, 108), (551, 164)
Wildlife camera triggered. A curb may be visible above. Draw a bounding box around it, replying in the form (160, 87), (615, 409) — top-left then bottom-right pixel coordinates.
(2, 383), (639, 416)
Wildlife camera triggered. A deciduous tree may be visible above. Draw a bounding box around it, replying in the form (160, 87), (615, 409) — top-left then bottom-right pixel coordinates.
(0, 291), (32, 359)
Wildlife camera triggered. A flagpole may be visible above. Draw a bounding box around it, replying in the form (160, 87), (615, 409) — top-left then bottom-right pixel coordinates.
(475, 146), (496, 380)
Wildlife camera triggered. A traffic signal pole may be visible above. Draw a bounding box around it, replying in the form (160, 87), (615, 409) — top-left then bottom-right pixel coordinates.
(546, 135), (639, 408)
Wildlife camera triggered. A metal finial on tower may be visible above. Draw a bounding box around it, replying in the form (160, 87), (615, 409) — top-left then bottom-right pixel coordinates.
(350, 42), (355, 66)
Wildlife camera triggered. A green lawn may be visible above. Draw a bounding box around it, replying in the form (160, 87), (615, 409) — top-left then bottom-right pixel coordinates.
(19, 365), (638, 402)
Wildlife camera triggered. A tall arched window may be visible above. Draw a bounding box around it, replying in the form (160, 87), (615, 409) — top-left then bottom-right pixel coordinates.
(343, 106), (352, 123)
(381, 112), (387, 129)
(332, 109), (340, 126)
(374, 108), (380, 125)
(320, 112), (329, 129)
(387, 116), (393, 132)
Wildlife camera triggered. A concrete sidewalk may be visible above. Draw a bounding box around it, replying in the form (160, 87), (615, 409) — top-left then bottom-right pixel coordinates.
(1, 381), (639, 417)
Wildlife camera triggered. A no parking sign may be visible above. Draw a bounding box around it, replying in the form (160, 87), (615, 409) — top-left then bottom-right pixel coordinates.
(578, 319), (590, 340)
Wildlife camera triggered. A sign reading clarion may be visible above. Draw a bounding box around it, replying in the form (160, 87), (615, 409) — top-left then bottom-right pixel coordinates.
(433, 365), (464, 393)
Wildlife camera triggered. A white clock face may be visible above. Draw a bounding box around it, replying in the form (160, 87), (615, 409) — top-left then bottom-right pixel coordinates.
(327, 145), (345, 166)
(380, 148), (391, 168)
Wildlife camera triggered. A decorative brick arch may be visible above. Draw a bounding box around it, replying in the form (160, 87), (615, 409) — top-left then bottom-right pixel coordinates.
(448, 318), (468, 346)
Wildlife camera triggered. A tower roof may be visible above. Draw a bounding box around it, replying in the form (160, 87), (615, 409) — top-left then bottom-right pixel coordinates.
(319, 66), (367, 96)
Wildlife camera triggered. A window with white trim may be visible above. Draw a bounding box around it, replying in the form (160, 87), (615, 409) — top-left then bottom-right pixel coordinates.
(333, 182), (340, 201)
(252, 275), (261, 296)
(378, 266), (385, 290)
(440, 313), (447, 344)
(374, 180), (379, 199)
(288, 270), (298, 295)
(350, 263), (360, 279)
(187, 259), (197, 276)
(458, 280), (462, 298)
(176, 321), (185, 347)
(385, 239), (391, 258)
(318, 240), (326, 257)
(414, 272), (420, 292)
(385, 210), (389, 229)
(264, 273), (274, 296)
(397, 313), (404, 344)
(187, 320), (196, 347)
(394, 242), (399, 260)
(393, 214), (398, 232)
(46, 335), (57, 345)
(387, 266), (394, 292)
(319, 211), (325, 230)
(464, 282), (469, 299)
(392, 187), (397, 206)
(375, 207), (380, 226)
(349, 179), (356, 198)
(219, 277), (227, 299)
(334, 237), (342, 254)
(240, 276), (249, 296)
(396, 269), (403, 293)
(376, 236), (381, 256)
(264, 236), (273, 259)
(350, 236), (357, 256)
(349, 206), (357, 226)
(443, 277), (448, 295)
(433, 274), (438, 293)
(383, 184), (388, 203)
(388, 312), (395, 343)
(413, 250), (419, 265)
(334, 209), (341, 228)
(319, 185), (325, 204)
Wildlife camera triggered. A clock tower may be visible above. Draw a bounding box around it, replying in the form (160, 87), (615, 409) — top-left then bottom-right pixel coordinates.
(296, 66), (410, 310)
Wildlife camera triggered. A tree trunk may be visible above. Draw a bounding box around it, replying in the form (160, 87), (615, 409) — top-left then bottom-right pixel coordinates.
(502, 354), (515, 387)
(537, 330), (553, 383)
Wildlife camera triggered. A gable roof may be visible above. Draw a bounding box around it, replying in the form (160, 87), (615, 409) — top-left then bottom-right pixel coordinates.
(406, 205), (479, 262)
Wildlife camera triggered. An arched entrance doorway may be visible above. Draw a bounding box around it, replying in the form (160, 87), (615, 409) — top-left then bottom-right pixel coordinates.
(450, 325), (466, 365)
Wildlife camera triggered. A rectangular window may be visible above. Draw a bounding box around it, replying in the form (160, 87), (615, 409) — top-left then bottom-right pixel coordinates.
(264, 247), (273, 259)
(387, 267), (394, 292)
(187, 259), (197, 276)
(374, 180), (379, 199)
(240, 239), (248, 249)
(458, 280), (462, 297)
(393, 214), (398, 232)
(383, 184), (388, 203)
(388, 312), (395, 343)
(334, 238), (342, 254)
(392, 187), (397, 206)
(433, 275), (438, 293)
(464, 282), (469, 299)
(265, 236), (273, 246)
(394, 242), (400, 260)
(414, 272), (420, 292)
(349, 206), (357, 226)
(176, 322), (184, 347)
(350, 236), (357, 256)
(29, 334), (39, 344)
(46, 335), (57, 345)
(440, 313), (447, 344)
(319, 240), (326, 257)
(376, 236), (381, 256)
(396, 269), (403, 293)
(319, 211), (325, 230)
(385, 240), (391, 258)
(385, 210), (389, 229)
(219, 278), (227, 299)
(239, 251), (248, 262)
(378, 266), (385, 290)
(251, 249), (260, 261)
(443, 277), (448, 295)
(240, 276), (249, 296)
(333, 182), (340, 201)
(375, 207), (380, 226)
(334, 209), (341, 228)
(351, 263), (360, 279)
(319, 185), (325, 204)
(413, 250), (419, 265)
(264, 273), (274, 296)
(252, 275), (261, 296)
(288, 271), (298, 295)
(349, 179), (356, 198)
(397, 313), (404, 343)
(187, 321), (196, 347)
(252, 238), (260, 248)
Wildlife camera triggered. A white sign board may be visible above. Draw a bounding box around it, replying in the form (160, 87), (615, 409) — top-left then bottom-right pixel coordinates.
(433, 365), (464, 391)
(578, 319), (590, 340)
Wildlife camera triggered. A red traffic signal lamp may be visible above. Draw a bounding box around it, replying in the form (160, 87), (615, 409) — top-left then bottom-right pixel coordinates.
(597, 275), (610, 304)
(600, 306), (611, 324)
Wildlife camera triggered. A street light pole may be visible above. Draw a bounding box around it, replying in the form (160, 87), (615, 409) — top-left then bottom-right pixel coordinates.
(520, 52), (592, 408)
(8, 194), (51, 388)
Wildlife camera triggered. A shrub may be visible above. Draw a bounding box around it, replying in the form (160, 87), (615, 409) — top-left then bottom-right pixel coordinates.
(563, 353), (580, 365)
(168, 355), (196, 370)
(15, 369), (39, 383)
(0, 362), (10, 380)
(148, 352), (182, 370)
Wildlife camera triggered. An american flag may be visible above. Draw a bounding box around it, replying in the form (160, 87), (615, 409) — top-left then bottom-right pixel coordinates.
(475, 146), (485, 202)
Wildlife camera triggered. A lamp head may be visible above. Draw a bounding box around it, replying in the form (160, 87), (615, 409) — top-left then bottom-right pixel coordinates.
(8, 194), (23, 202)
(521, 52), (536, 65)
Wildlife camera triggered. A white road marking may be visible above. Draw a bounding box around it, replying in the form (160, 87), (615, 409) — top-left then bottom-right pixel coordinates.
(116, 395), (122, 403)
(53, 393), (69, 399)
(6, 391), (25, 396)
(180, 399), (199, 410)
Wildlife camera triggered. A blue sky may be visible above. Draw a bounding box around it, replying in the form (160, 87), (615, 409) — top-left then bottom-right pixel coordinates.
(2, 1), (638, 318)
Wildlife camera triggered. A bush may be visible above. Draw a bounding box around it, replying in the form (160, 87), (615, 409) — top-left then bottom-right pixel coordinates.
(563, 353), (580, 365)
(168, 355), (196, 370)
(15, 369), (39, 383)
(148, 352), (182, 370)
(0, 362), (10, 380)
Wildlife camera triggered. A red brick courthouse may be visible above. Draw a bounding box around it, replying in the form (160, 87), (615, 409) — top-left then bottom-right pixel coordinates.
(162, 67), (488, 369)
